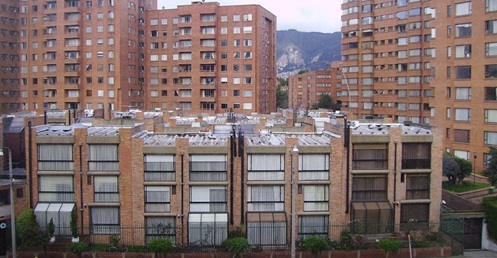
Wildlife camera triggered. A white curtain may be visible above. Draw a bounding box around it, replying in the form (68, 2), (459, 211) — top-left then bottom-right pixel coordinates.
(94, 176), (119, 202)
(38, 145), (74, 171)
(189, 155), (227, 181)
(248, 154), (284, 181)
(456, 2), (471, 16)
(303, 185), (329, 211)
(298, 154), (329, 180)
(485, 110), (497, 122)
(486, 132), (497, 145)
(88, 145), (119, 171)
(38, 175), (74, 202)
(247, 221), (286, 246)
(455, 108), (471, 121)
(248, 186), (284, 212)
(190, 186), (227, 212)
(144, 155), (175, 181)
(145, 186), (170, 212)
(91, 207), (120, 234)
(488, 0), (497, 11)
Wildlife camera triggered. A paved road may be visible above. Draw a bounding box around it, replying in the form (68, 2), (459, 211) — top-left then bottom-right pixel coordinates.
(455, 250), (497, 257)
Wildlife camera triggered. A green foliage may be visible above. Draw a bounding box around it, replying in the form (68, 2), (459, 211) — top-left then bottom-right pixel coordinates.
(379, 238), (403, 253)
(443, 153), (473, 185)
(147, 238), (174, 258)
(108, 235), (127, 252)
(298, 69), (309, 74)
(484, 147), (497, 186)
(443, 180), (490, 193)
(277, 77), (288, 87)
(482, 196), (497, 240)
(316, 94), (340, 110)
(47, 218), (55, 237)
(223, 237), (249, 257)
(70, 242), (89, 257)
(302, 236), (329, 258)
(70, 207), (78, 237)
(16, 209), (50, 248)
(276, 85), (288, 109)
(228, 226), (245, 238)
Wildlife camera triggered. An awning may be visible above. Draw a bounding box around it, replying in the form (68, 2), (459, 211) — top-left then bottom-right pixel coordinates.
(34, 203), (75, 236)
(247, 212), (287, 222)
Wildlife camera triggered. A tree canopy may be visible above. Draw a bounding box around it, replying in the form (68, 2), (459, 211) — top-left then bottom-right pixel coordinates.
(484, 147), (497, 186)
(443, 154), (472, 185)
(314, 94), (340, 110)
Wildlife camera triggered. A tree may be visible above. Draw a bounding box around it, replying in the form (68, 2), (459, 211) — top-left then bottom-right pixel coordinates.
(16, 209), (50, 255)
(453, 155), (472, 184)
(276, 85), (288, 109)
(223, 237), (249, 258)
(147, 238), (174, 258)
(70, 242), (88, 258)
(316, 94), (340, 110)
(277, 77), (288, 87)
(484, 147), (497, 186)
(298, 69), (309, 74)
(443, 154), (460, 185)
(302, 236), (329, 258)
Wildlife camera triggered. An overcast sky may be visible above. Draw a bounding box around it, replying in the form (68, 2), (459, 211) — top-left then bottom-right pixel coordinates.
(156, 0), (342, 33)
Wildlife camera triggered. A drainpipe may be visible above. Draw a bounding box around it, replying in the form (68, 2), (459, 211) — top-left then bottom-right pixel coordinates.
(28, 121), (33, 208)
(180, 152), (184, 246)
(79, 143), (84, 235)
(238, 128), (244, 224)
(344, 117), (350, 214)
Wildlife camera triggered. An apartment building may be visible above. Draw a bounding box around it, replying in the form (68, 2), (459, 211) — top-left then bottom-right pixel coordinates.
(288, 66), (341, 110)
(26, 113), (441, 246)
(429, 1), (497, 172)
(340, 0), (434, 123)
(9, 1), (276, 117)
(144, 2), (277, 115)
(0, 0), (20, 113)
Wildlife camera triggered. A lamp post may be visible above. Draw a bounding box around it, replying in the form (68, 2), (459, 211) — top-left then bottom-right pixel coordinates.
(0, 147), (16, 258)
(290, 145), (299, 258)
(473, 152), (477, 186)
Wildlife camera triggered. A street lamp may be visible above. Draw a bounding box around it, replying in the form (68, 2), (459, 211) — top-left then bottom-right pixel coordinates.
(290, 145), (299, 258)
(0, 147), (16, 258)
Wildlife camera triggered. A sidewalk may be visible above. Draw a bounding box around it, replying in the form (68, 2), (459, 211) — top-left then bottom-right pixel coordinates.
(455, 250), (497, 257)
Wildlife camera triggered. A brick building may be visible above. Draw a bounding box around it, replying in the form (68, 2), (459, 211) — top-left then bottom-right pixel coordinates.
(340, 0), (497, 172)
(26, 113), (442, 246)
(4, 1), (276, 117)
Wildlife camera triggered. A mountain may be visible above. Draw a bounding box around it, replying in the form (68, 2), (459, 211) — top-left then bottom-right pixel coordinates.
(276, 29), (342, 78)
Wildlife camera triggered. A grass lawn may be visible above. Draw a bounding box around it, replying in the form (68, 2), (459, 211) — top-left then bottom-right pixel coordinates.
(443, 180), (490, 193)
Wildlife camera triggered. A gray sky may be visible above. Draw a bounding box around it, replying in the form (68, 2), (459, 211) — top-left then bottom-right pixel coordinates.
(156, 0), (342, 33)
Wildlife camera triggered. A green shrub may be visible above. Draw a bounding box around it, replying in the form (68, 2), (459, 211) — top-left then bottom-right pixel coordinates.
(379, 238), (403, 253)
(302, 236), (329, 258)
(70, 242), (88, 258)
(482, 196), (497, 240)
(70, 208), (78, 237)
(147, 238), (174, 258)
(16, 209), (49, 248)
(47, 218), (55, 237)
(223, 237), (249, 257)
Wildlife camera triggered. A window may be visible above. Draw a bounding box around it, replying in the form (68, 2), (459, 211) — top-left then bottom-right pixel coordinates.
(488, 0), (497, 12)
(402, 143), (431, 169)
(38, 145), (74, 170)
(455, 44), (471, 58)
(247, 186), (284, 211)
(247, 213), (286, 246)
(298, 216), (328, 239)
(38, 176), (74, 202)
(352, 144), (388, 170)
(486, 20), (497, 34)
(94, 176), (119, 202)
(189, 155), (227, 181)
(485, 109), (497, 122)
(88, 145), (119, 171)
(455, 2), (472, 16)
(455, 87), (471, 100)
(485, 87), (497, 100)
(190, 186), (227, 212)
(145, 186), (170, 212)
(303, 185), (329, 211)
(455, 108), (471, 121)
(400, 204), (429, 230)
(485, 64), (497, 78)
(485, 132), (497, 145)
(90, 207), (120, 234)
(455, 66), (471, 79)
(406, 174), (430, 199)
(352, 176), (387, 201)
(486, 43), (497, 56)
(248, 154), (284, 181)
(455, 23), (471, 37)
(454, 129), (470, 143)
(145, 217), (175, 243)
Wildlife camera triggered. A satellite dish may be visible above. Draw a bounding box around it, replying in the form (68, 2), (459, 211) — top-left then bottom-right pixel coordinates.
(200, 121), (208, 127)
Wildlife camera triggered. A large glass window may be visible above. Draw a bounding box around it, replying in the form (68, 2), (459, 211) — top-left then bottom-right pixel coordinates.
(303, 185), (329, 211)
(406, 174), (430, 199)
(247, 186), (284, 212)
(298, 154), (329, 180)
(487, 0), (497, 12)
(455, 108), (471, 121)
(298, 216), (328, 239)
(38, 175), (74, 202)
(455, 23), (471, 37)
(90, 207), (120, 234)
(485, 109), (497, 122)
(402, 143), (431, 169)
(247, 213), (286, 246)
(352, 176), (387, 201)
(145, 217), (175, 243)
(455, 66), (471, 79)
(144, 155), (175, 181)
(189, 155), (227, 181)
(145, 186), (170, 213)
(247, 154), (284, 181)
(188, 213), (227, 246)
(400, 203), (429, 230)
(485, 132), (497, 145)
(38, 145), (74, 170)
(485, 64), (497, 78)
(94, 176), (119, 202)
(352, 144), (388, 170)
(88, 144), (119, 171)
(190, 186), (226, 212)
(455, 2), (472, 16)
